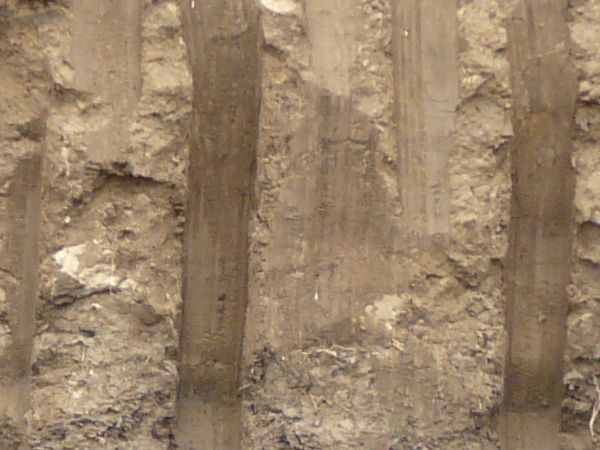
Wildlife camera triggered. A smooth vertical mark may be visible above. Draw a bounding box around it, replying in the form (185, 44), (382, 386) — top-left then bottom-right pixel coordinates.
(300, 0), (358, 338)
(392, 0), (458, 243)
(503, 1), (577, 449)
(71, 0), (142, 162)
(176, 0), (261, 448)
(305, 0), (352, 97)
(0, 154), (44, 444)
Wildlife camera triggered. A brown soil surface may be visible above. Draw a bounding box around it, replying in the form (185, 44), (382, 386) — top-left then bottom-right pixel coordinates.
(0, 0), (598, 449)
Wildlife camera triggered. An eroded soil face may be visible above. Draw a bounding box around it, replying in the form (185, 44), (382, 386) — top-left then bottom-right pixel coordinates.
(0, 0), (598, 449)
(2, 1), (190, 448)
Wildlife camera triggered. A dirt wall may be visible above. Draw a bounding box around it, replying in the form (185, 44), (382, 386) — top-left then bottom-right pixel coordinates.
(0, 0), (598, 449)
(2, 1), (191, 448)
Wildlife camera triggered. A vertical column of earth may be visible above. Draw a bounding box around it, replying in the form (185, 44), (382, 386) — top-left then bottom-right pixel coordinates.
(392, 0), (458, 245)
(177, 0), (261, 449)
(503, 1), (577, 448)
(70, 0), (142, 162)
(0, 157), (44, 449)
(0, 2), (48, 447)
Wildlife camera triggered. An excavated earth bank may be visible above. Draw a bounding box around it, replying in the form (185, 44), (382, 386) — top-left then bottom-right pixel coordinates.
(0, 0), (598, 449)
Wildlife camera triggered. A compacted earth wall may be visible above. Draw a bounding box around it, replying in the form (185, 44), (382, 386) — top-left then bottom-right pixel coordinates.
(0, 0), (598, 449)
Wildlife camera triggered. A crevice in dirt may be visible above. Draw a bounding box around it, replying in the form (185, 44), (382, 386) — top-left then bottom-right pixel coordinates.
(86, 163), (177, 187)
